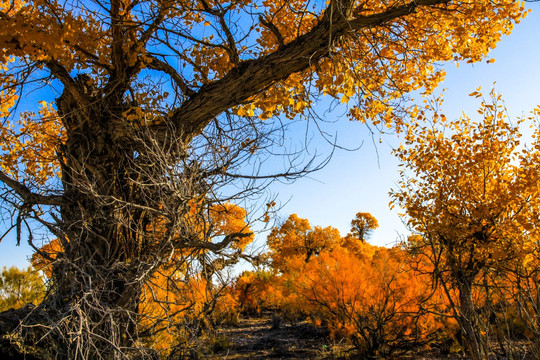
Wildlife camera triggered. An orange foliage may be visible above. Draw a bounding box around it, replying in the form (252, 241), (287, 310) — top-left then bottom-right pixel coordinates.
(233, 270), (279, 315)
(146, 201), (254, 252)
(208, 203), (254, 251)
(258, 212), (448, 356)
(240, 0), (527, 127)
(30, 238), (64, 278)
(297, 245), (439, 357)
(392, 91), (539, 279)
(349, 212), (379, 242)
(139, 273), (212, 354)
(0, 99), (63, 185)
(391, 91), (540, 359)
(267, 214), (341, 271)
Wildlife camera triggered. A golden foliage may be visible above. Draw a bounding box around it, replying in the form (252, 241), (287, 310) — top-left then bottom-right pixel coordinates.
(298, 246), (438, 357)
(392, 90), (539, 275)
(0, 266), (45, 312)
(349, 211), (379, 242)
(267, 214), (341, 271)
(391, 91), (540, 359)
(0, 1), (528, 187)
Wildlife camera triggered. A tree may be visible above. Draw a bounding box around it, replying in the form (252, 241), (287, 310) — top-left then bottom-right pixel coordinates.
(233, 270), (277, 315)
(30, 202), (254, 355)
(349, 212), (379, 242)
(267, 214), (341, 270)
(0, 0), (527, 357)
(391, 91), (540, 360)
(0, 266), (45, 312)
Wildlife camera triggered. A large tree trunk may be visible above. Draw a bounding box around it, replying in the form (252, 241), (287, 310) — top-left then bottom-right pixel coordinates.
(458, 279), (488, 360)
(37, 77), (162, 358)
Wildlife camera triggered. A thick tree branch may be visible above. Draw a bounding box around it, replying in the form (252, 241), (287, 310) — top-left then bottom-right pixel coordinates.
(0, 170), (63, 206)
(44, 60), (89, 109)
(169, 0), (448, 141)
(259, 15), (285, 48)
(146, 56), (196, 97)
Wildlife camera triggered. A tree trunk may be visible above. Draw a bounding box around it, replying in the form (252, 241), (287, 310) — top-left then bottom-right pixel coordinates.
(458, 280), (488, 360)
(40, 78), (160, 358)
(0, 76), (203, 358)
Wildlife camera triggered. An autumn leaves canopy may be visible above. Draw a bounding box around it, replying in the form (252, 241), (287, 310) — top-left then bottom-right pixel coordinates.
(0, 0), (528, 190)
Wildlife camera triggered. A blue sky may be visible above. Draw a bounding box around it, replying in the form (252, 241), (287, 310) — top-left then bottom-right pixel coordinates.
(1, 4), (540, 268)
(267, 5), (540, 249)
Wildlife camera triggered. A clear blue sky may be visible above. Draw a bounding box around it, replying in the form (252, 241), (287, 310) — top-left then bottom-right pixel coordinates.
(266, 4), (540, 249)
(1, 5), (540, 268)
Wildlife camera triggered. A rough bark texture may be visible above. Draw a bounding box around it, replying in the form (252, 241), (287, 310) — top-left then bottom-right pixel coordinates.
(457, 280), (488, 360)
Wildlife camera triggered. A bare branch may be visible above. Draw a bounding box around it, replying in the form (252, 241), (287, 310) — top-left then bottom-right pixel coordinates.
(146, 55), (196, 97)
(182, 232), (253, 253)
(0, 170), (63, 206)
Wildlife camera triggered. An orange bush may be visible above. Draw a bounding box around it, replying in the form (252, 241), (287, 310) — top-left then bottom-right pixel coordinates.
(296, 245), (441, 357)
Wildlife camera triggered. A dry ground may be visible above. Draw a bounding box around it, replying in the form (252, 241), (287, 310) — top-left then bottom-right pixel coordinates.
(202, 313), (469, 360)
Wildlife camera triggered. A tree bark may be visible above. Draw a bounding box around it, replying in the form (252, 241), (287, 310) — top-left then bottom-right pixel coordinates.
(458, 280), (488, 360)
